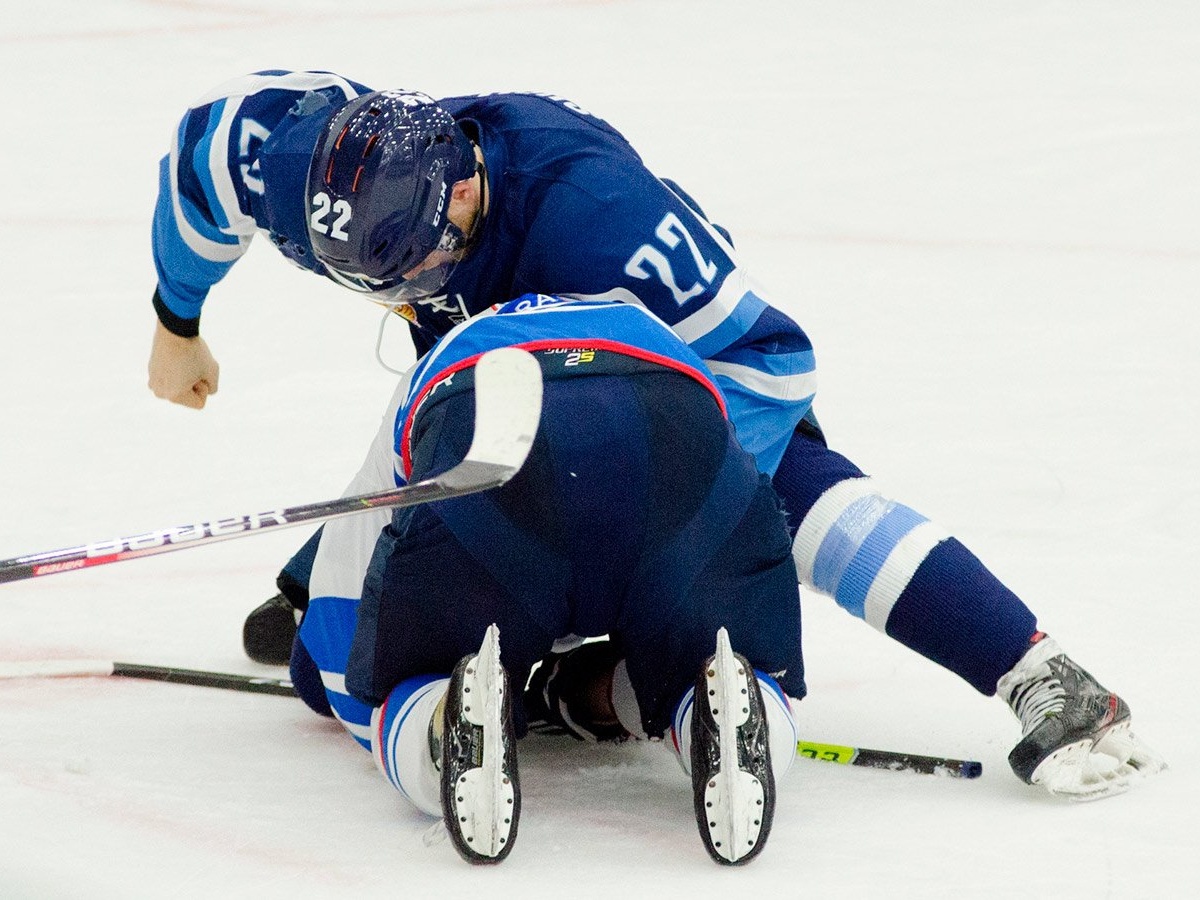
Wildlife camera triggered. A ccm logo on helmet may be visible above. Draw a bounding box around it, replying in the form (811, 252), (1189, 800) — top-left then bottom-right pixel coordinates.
(85, 511), (290, 558)
(311, 191), (352, 241)
(431, 181), (447, 229)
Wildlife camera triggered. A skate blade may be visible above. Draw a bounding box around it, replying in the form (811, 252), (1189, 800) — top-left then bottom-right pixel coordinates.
(702, 628), (768, 864)
(448, 625), (517, 861)
(1033, 722), (1165, 802)
(1094, 721), (1167, 777)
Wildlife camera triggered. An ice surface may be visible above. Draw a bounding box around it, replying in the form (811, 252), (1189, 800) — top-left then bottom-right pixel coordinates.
(0, 2), (1196, 897)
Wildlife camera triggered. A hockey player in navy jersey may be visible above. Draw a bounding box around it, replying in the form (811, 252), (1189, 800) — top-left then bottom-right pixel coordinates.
(291, 294), (802, 864)
(148, 71), (1162, 801)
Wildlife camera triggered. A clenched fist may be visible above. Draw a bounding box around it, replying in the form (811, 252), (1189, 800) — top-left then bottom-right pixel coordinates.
(147, 320), (220, 409)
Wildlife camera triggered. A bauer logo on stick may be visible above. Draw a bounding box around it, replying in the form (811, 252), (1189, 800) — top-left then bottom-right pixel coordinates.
(84, 511), (291, 558)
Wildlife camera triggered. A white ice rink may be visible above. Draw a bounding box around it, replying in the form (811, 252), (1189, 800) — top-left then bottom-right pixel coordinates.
(0, 2), (1196, 897)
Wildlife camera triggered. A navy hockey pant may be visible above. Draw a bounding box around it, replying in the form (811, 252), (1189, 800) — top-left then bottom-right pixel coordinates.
(345, 367), (805, 738)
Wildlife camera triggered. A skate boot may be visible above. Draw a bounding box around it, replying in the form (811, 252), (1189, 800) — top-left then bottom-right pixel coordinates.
(690, 627), (775, 865)
(439, 624), (520, 863)
(998, 632), (1165, 800)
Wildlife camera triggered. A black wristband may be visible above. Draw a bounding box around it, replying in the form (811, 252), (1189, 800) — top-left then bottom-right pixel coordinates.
(152, 287), (201, 338)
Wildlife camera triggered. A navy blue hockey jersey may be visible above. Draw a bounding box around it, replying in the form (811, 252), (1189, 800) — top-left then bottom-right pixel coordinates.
(152, 71), (816, 473)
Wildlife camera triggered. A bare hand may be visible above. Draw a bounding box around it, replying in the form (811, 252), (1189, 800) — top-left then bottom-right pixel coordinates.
(147, 320), (220, 409)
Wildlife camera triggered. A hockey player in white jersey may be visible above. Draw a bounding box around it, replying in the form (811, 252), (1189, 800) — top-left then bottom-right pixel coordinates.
(147, 71), (1163, 801)
(292, 295), (804, 864)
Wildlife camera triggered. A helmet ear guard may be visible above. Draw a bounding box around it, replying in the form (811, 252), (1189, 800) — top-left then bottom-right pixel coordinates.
(306, 90), (477, 296)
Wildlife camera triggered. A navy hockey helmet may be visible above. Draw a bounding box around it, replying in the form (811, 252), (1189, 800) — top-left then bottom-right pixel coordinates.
(306, 90), (477, 300)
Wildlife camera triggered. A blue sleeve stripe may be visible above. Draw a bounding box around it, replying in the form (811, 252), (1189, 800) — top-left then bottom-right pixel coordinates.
(154, 70), (368, 308)
(683, 285), (769, 360)
(174, 105), (252, 248)
(153, 159), (236, 318)
(673, 267), (759, 346)
(711, 346), (816, 378)
(191, 102), (232, 232)
(707, 358), (816, 403)
(206, 98), (259, 236)
(168, 121), (247, 262)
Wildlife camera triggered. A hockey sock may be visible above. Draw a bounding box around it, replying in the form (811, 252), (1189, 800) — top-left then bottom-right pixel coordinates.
(669, 669), (798, 782)
(793, 476), (1037, 694)
(371, 674), (449, 817)
(295, 596), (376, 746)
(289, 635), (333, 718)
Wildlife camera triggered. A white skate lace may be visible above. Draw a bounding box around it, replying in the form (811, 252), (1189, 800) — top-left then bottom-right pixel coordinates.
(1007, 666), (1067, 735)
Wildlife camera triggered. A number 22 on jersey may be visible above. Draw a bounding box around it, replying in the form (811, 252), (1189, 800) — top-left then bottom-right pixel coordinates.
(624, 212), (718, 306)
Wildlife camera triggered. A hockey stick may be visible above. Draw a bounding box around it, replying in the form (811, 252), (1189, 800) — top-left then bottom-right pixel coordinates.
(796, 739), (982, 779)
(0, 659), (983, 778)
(0, 659), (298, 696)
(0, 348), (542, 586)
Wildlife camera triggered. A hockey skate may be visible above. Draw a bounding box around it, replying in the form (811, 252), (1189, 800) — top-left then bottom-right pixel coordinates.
(998, 633), (1165, 801)
(438, 624), (520, 863)
(690, 628), (775, 865)
(242, 592), (298, 666)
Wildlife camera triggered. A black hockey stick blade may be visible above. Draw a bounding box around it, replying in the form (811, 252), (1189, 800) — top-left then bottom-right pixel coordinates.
(0, 347), (542, 585)
(112, 662), (297, 695)
(796, 739), (982, 779)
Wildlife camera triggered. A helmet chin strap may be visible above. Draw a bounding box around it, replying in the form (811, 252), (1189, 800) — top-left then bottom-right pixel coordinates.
(374, 304), (414, 376)
(475, 146), (489, 220)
